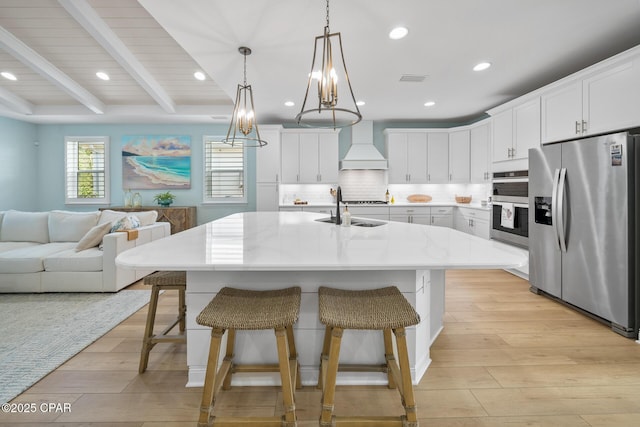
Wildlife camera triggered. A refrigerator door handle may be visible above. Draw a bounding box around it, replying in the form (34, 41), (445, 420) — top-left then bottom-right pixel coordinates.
(551, 168), (561, 251)
(556, 167), (568, 252)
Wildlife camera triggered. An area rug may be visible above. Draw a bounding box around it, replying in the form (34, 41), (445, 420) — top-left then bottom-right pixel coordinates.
(0, 290), (151, 404)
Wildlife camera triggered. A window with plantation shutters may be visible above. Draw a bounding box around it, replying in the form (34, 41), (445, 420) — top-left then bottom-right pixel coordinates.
(65, 136), (110, 204)
(203, 137), (247, 203)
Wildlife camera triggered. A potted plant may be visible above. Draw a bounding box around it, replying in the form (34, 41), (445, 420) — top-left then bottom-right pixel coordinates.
(153, 191), (175, 207)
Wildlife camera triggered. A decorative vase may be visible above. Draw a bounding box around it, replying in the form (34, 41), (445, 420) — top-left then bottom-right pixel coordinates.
(132, 192), (142, 208)
(158, 201), (172, 207)
(124, 189), (133, 208)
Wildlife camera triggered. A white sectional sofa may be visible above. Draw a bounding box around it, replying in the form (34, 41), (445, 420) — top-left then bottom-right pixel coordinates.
(0, 209), (170, 293)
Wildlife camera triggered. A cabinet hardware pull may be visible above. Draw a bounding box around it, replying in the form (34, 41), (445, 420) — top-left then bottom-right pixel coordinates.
(582, 120), (587, 133)
(450, 174), (452, 181)
(575, 121), (581, 134)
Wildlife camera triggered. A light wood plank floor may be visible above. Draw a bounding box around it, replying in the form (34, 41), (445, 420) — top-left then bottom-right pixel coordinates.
(2, 269), (640, 426)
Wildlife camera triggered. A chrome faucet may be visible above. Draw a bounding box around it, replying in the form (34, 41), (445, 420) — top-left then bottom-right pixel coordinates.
(336, 186), (342, 225)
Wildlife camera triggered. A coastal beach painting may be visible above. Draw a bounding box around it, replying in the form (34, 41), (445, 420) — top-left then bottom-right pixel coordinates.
(122, 135), (191, 189)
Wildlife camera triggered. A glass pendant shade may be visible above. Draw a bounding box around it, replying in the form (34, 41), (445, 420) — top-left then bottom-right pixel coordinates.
(296, 0), (362, 129)
(223, 47), (267, 147)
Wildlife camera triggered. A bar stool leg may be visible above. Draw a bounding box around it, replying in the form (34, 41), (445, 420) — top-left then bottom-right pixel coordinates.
(394, 327), (418, 425)
(139, 284), (160, 374)
(198, 328), (224, 427)
(285, 324), (302, 389)
(383, 328), (397, 390)
(178, 287), (186, 332)
(317, 325), (332, 390)
(222, 329), (236, 390)
(319, 326), (343, 427)
(275, 327), (297, 427)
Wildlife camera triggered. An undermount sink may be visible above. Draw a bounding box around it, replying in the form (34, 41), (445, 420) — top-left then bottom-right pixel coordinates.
(315, 217), (386, 227)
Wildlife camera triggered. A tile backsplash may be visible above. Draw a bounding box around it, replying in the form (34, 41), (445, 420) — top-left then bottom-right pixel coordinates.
(280, 170), (491, 205)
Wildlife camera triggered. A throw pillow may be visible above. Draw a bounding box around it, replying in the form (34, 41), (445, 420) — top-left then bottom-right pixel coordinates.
(110, 215), (141, 233)
(75, 221), (113, 252)
(98, 209), (127, 226)
(135, 210), (158, 226)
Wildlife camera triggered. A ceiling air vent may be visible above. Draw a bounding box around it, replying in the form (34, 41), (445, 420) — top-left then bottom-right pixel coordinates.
(399, 74), (427, 83)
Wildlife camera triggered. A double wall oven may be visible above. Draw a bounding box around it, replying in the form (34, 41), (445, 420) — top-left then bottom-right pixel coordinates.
(491, 170), (529, 248)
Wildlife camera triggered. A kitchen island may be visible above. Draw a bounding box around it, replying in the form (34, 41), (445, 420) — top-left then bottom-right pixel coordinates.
(116, 211), (526, 387)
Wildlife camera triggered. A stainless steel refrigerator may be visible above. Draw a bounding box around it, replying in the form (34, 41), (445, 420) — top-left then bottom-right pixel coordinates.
(529, 129), (640, 338)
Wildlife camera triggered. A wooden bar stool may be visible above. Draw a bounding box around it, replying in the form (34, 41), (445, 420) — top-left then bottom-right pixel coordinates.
(138, 271), (187, 374)
(196, 286), (302, 427)
(317, 286), (421, 427)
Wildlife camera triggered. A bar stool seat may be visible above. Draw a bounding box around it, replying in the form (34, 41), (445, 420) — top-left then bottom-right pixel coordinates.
(139, 271), (187, 374)
(317, 286), (421, 427)
(196, 286), (302, 427)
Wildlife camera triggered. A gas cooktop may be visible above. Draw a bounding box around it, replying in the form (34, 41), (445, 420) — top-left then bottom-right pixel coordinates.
(343, 200), (388, 205)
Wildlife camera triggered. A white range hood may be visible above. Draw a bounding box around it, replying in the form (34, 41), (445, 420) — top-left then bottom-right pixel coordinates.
(339, 120), (388, 170)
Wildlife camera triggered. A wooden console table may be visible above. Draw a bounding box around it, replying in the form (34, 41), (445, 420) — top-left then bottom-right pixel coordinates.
(103, 206), (196, 234)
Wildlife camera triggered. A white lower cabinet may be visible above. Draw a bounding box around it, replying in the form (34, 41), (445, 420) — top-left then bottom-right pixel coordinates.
(302, 206), (333, 215)
(454, 207), (490, 239)
(429, 207), (453, 228)
(389, 206), (453, 228)
(389, 206), (429, 224)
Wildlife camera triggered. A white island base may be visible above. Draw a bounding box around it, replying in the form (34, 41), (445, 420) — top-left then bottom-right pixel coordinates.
(185, 269), (445, 387)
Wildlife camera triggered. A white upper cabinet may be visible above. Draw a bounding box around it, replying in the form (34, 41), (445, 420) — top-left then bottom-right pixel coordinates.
(542, 52), (640, 144)
(255, 125), (282, 183)
(385, 131), (428, 184)
(491, 109), (513, 163)
(407, 133), (429, 183)
(491, 98), (540, 168)
(513, 98), (541, 158)
(427, 132), (449, 183)
(470, 122), (491, 183)
(583, 59), (640, 136)
(541, 80), (582, 143)
(280, 129), (339, 183)
(448, 130), (470, 183)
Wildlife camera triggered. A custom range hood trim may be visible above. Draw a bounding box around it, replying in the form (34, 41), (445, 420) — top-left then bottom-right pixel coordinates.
(339, 120), (388, 170)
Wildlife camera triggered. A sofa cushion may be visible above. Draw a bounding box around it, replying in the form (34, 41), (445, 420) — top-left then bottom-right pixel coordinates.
(0, 241), (41, 254)
(0, 243), (75, 273)
(43, 247), (103, 272)
(75, 222), (112, 251)
(49, 210), (100, 242)
(0, 210), (50, 243)
(98, 209), (127, 226)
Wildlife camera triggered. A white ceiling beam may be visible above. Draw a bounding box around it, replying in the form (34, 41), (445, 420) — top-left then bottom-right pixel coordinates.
(0, 87), (34, 115)
(0, 26), (105, 114)
(59, 0), (176, 114)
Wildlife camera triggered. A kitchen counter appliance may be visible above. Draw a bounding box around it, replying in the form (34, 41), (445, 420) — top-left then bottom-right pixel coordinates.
(528, 129), (640, 338)
(491, 170), (529, 248)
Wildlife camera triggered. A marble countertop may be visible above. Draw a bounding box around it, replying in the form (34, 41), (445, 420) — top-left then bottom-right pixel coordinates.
(281, 202), (491, 210)
(116, 212), (525, 272)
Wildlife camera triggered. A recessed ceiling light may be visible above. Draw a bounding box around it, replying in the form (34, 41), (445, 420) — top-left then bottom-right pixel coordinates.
(424, 101), (436, 107)
(96, 71), (110, 81)
(194, 71), (206, 81)
(389, 26), (408, 40)
(473, 62), (491, 71)
(356, 100), (365, 106)
(1, 71), (17, 81)
(284, 101), (295, 107)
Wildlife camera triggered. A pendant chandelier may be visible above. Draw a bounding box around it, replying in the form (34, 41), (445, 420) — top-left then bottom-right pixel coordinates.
(223, 46), (267, 147)
(295, 0), (362, 129)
